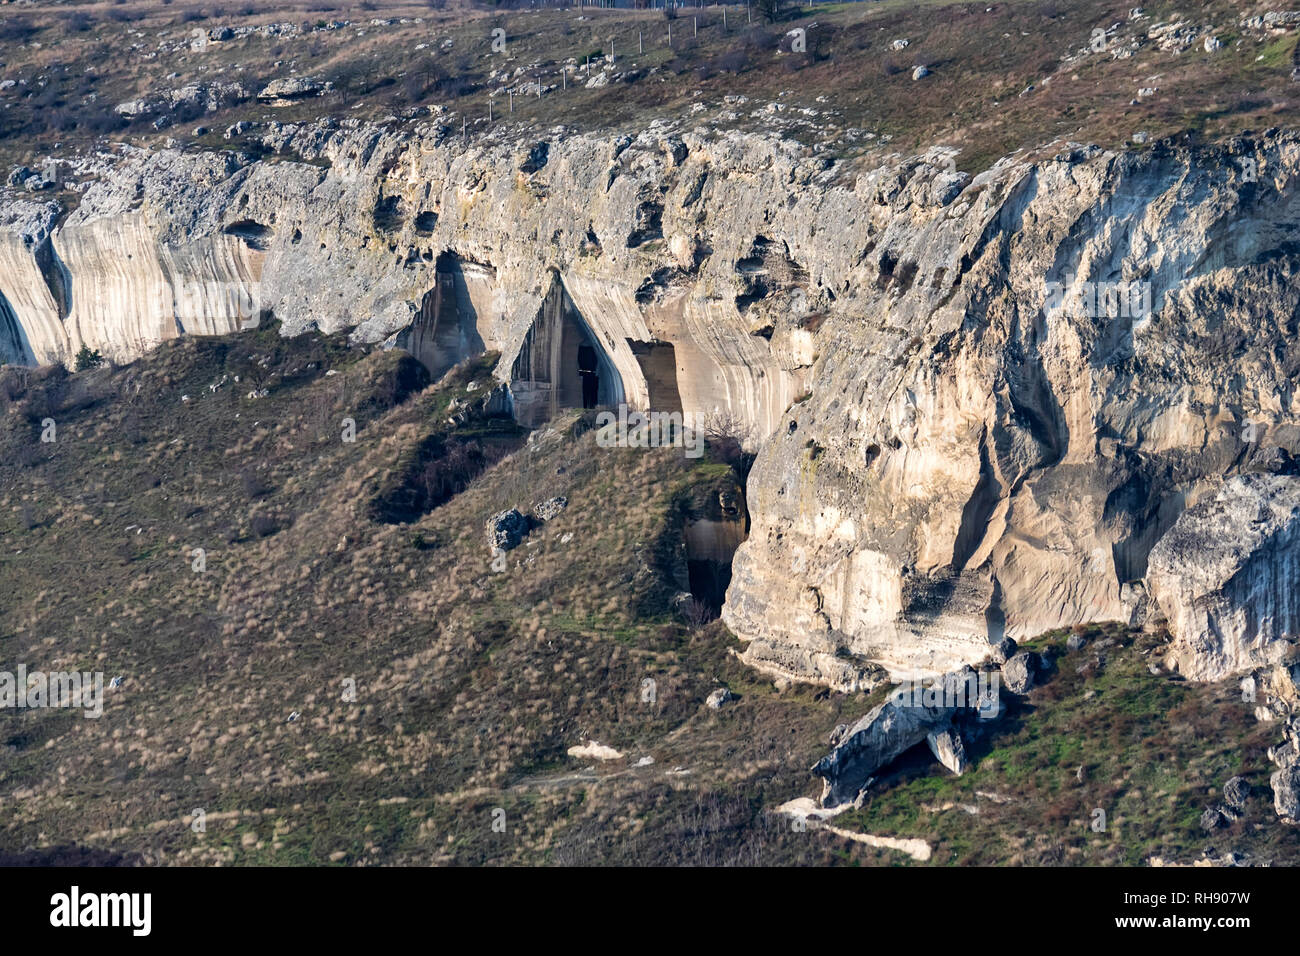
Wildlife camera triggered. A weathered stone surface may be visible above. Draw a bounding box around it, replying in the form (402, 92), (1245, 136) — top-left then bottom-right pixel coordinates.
(485, 509), (529, 552)
(1148, 474), (1300, 681)
(723, 134), (1300, 685)
(926, 728), (968, 775)
(813, 668), (980, 807)
(1002, 652), (1037, 695)
(532, 496), (568, 522)
(3, 124), (1300, 690)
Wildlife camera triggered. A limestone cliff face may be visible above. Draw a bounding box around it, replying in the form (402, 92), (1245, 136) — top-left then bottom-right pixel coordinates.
(1147, 474), (1300, 682)
(726, 136), (1300, 686)
(2, 123), (1299, 685)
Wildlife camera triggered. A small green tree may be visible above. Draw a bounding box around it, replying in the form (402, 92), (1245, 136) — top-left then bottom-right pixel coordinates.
(73, 346), (103, 371)
(755, 0), (786, 23)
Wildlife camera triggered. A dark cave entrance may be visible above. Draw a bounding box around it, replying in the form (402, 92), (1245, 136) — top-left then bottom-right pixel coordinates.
(509, 276), (623, 427)
(404, 252), (487, 380)
(687, 559), (732, 613)
(578, 343), (599, 409)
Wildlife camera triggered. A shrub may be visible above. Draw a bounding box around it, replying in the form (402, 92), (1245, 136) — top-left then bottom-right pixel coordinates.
(240, 467), (272, 499)
(250, 514), (281, 538)
(73, 346), (103, 372)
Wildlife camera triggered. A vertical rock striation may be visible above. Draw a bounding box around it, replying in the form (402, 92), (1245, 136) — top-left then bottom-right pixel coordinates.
(3, 125), (1300, 683)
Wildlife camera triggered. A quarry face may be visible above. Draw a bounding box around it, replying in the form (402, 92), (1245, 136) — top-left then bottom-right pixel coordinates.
(4, 124), (1300, 691)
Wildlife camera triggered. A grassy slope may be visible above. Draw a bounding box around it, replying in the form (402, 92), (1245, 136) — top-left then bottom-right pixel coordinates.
(0, 329), (1296, 865)
(0, 327), (857, 864)
(834, 627), (1298, 866)
(1, 0), (1297, 181)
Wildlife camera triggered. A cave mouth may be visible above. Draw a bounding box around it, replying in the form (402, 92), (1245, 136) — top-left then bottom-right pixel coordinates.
(403, 251), (487, 381)
(682, 490), (748, 615)
(222, 220), (274, 251)
(687, 559), (732, 614)
(509, 277), (623, 427)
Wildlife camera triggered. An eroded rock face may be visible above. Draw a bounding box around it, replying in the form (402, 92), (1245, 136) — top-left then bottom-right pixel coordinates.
(813, 668), (986, 806)
(725, 135), (1300, 683)
(0, 123), (823, 441)
(1149, 474), (1300, 681)
(4, 125), (1300, 686)
(926, 728), (967, 775)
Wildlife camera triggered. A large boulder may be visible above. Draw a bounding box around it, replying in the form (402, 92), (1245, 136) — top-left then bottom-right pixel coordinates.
(532, 495), (568, 522)
(1002, 652), (1037, 695)
(1271, 765), (1300, 821)
(1149, 475), (1300, 681)
(1268, 720), (1300, 820)
(1223, 775), (1251, 812)
(485, 509), (530, 553)
(705, 687), (733, 710)
(813, 668), (985, 807)
(926, 728), (968, 775)
(257, 77), (333, 105)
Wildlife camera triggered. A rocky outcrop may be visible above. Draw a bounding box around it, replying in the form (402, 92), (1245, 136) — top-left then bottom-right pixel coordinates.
(925, 728), (967, 775)
(813, 668), (990, 807)
(4, 123), (1300, 686)
(1148, 474), (1300, 681)
(485, 509), (529, 553)
(726, 135), (1300, 682)
(1, 123), (818, 440)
